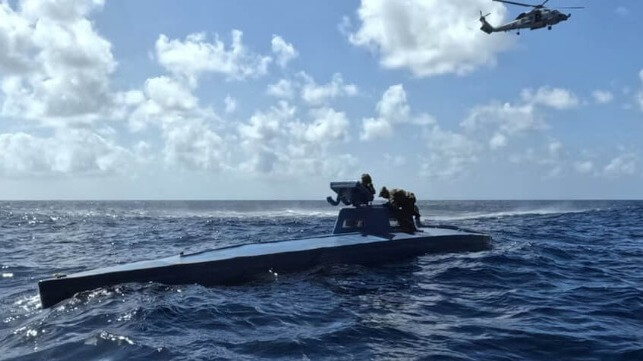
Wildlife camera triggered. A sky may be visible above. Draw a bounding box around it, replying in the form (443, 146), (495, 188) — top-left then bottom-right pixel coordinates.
(0, 0), (642, 200)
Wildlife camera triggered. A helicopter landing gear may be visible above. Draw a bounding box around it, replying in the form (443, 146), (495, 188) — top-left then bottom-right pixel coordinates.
(548, 26), (552, 30)
(517, 31), (520, 35)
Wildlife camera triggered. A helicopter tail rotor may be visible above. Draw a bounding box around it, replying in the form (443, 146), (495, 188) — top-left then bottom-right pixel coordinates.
(479, 11), (495, 34)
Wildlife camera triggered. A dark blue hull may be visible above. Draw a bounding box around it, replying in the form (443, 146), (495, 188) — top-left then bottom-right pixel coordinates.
(38, 226), (490, 308)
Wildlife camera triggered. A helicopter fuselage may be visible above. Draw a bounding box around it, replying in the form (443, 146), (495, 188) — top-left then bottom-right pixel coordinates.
(481, 8), (570, 34)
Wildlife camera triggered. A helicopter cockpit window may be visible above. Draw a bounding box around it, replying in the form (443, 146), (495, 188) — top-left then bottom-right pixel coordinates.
(516, 12), (526, 19)
(389, 218), (400, 228)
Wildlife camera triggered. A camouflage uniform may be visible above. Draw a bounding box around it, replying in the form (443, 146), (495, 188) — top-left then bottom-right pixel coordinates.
(380, 187), (421, 232)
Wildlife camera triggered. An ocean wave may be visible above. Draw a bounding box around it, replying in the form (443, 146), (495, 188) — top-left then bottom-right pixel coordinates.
(429, 207), (599, 221)
(169, 209), (339, 219)
(1, 208), (339, 222)
(2, 200), (642, 360)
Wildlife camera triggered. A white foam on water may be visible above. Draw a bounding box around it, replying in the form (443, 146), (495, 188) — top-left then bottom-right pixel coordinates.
(99, 330), (135, 345)
(430, 208), (597, 221)
(16, 208), (338, 220)
(155, 208), (338, 219)
(11, 294), (41, 314)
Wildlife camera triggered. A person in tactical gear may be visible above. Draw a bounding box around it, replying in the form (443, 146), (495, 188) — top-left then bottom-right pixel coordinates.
(379, 186), (421, 232)
(326, 173), (376, 206)
(360, 173), (376, 196)
(407, 192), (422, 227)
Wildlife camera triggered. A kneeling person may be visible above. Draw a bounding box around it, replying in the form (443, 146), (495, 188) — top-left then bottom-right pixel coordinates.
(379, 186), (421, 232)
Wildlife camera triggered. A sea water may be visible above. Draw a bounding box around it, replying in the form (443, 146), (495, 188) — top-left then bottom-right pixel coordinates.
(1, 200), (641, 360)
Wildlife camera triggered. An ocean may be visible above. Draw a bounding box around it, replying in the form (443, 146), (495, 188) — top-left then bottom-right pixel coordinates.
(1, 200), (641, 360)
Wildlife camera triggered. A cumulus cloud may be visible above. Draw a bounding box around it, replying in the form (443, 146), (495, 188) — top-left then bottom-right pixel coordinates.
(237, 101), (354, 177)
(0, 2), (36, 74)
(267, 79), (295, 99)
(360, 84), (411, 140)
(162, 120), (225, 171)
(360, 84), (437, 141)
(543, 140), (565, 177)
(462, 102), (543, 143)
(239, 101), (292, 142)
(548, 140), (562, 156)
(420, 126), (479, 180)
(224, 95), (237, 114)
(463, 87), (579, 150)
(20, 0), (106, 22)
(0, 130), (135, 176)
(128, 76), (200, 131)
(383, 153), (407, 167)
(521, 87), (579, 109)
(300, 72), (358, 105)
(572, 153), (639, 179)
(376, 83), (409, 121)
(574, 160), (594, 174)
(134, 141), (154, 163)
(592, 90), (613, 104)
(155, 30), (272, 84)
(0, 1), (151, 177)
(506, 140), (566, 178)
(338, 15), (352, 36)
(0, 0), (116, 123)
(127, 76), (226, 171)
(356, 83), (479, 179)
(267, 73), (358, 105)
(458, 89), (586, 176)
(237, 101), (297, 174)
(361, 117), (392, 141)
(603, 154), (637, 178)
(271, 35), (298, 68)
(489, 132), (507, 149)
(303, 107), (350, 143)
(348, 0), (511, 77)
(126, 31), (303, 173)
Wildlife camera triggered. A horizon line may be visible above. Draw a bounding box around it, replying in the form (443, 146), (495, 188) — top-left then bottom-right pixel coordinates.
(0, 198), (641, 202)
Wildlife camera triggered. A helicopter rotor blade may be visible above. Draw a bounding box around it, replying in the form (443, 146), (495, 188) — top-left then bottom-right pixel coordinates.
(541, 0), (549, 6)
(477, 11), (492, 22)
(553, 6), (585, 9)
(493, 0), (537, 8)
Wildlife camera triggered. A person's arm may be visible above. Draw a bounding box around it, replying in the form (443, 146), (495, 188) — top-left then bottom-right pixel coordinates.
(326, 195), (340, 206)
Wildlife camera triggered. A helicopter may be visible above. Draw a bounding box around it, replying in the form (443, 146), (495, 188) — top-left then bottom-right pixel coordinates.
(480, 0), (584, 35)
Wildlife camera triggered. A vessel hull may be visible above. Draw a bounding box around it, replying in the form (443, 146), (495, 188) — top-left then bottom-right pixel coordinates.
(39, 228), (490, 308)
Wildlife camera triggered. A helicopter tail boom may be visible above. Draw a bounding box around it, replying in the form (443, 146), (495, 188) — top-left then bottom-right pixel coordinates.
(479, 12), (496, 34)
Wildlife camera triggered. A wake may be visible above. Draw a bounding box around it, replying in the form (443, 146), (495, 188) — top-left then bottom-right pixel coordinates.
(429, 207), (598, 221)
